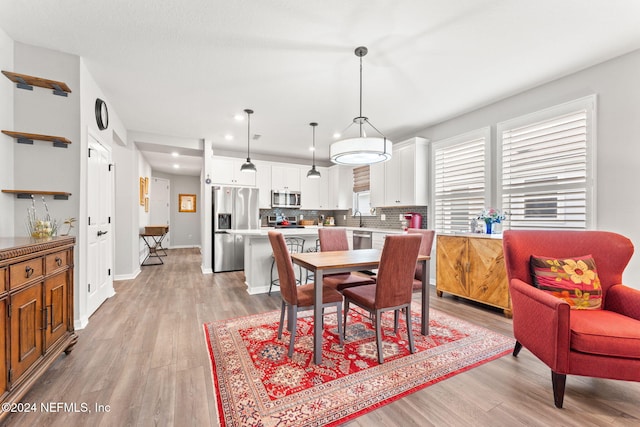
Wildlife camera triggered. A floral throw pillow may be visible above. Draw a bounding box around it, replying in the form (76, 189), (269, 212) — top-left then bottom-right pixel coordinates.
(529, 255), (602, 310)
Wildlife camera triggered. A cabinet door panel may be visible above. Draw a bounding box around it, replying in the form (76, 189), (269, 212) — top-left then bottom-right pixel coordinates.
(436, 236), (468, 296)
(44, 273), (68, 349)
(10, 284), (43, 381)
(467, 238), (509, 307)
(0, 299), (6, 396)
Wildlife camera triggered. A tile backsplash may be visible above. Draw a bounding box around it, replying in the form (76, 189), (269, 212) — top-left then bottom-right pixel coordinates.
(260, 206), (428, 230)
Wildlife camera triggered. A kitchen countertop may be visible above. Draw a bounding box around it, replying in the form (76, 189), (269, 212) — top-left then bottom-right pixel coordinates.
(227, 226), (406, 236)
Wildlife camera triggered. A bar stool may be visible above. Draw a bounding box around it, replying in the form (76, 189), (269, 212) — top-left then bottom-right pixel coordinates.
(269, 236), (305, 295)
(305, 238), (321, 282)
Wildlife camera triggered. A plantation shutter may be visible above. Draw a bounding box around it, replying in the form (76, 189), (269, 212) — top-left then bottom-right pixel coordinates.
(433, 134), (487, 233)
(499, 104), (592, 230)
(353, 166), (370, 193)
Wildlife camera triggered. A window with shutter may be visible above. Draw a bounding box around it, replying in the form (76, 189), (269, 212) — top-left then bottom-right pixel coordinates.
(352, 166), (370, 193)
(432, 128), (490, 233)
(498, 96), (596, 230)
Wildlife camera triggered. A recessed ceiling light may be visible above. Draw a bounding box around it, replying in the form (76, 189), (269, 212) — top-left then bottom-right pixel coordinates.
(224, 134), (233, 140)
(173, 164), (180, 169)
(171, 152), (179, 157)
(309, 146), (315, 151)
(333, 132), (341, 139)
(234, 114), (244, 121)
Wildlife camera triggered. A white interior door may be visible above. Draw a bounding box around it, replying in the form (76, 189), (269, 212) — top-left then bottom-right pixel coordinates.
(150, 177), (170, 248)
(87, 134), (114, 316)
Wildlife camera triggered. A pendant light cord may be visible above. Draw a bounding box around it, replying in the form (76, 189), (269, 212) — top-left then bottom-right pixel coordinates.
(247, 112), (250, 158)
(359, 54), (363, 138)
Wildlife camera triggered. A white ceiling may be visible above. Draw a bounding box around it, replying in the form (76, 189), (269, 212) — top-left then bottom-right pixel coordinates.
(2, 1), (640, 177)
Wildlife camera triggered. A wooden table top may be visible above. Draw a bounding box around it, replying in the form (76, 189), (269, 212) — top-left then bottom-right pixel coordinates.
(291, 249), (430, 271)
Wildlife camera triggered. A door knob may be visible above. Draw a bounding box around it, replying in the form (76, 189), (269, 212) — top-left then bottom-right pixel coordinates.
(97, 230), (108, 237)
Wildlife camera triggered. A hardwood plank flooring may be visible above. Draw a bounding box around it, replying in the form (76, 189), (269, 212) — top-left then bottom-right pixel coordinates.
(3, 248), (639, 426)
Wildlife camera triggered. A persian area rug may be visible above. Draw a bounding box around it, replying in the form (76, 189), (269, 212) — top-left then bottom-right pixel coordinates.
(203, 307), (513, 427)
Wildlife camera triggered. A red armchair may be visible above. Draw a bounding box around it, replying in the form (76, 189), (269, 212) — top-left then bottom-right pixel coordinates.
(502, 230), (640, 408)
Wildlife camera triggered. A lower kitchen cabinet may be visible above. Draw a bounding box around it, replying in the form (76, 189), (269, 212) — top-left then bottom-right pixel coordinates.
(435, 234), (511, 317)
(0, 237), (77, 420)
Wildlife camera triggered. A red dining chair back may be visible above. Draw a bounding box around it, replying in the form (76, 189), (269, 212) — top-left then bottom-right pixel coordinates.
(317, 228), (375, 291)
(342, 234), (422, 363)
(407, 228), (435, 290)
(268, 231), (344, 358)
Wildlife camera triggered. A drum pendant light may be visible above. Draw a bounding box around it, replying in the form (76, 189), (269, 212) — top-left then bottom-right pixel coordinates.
(330, 46), (392, 165)
(306, 122), (321, 179)
(240, 108), (257, 173)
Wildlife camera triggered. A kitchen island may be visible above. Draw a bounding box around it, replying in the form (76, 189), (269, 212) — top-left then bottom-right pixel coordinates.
(228, 226), (404, 294)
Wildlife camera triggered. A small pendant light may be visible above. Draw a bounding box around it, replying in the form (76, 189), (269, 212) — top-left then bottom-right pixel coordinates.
(306, 122), (321, 179)
(240, 108), (257, 173)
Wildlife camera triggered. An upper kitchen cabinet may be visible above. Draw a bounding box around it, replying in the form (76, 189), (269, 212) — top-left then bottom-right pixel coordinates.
(254, 160), (272, 209)
(378, 137), (428, 207)
(300, 166), (329, 209)
(271, 165), (300, 191)
(211, 156), (256, 187)
(328, 165), (353, 210)
(370, 162), (385, 207)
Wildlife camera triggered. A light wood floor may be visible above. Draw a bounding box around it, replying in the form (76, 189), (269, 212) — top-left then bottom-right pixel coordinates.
(4, 248), (639, 426)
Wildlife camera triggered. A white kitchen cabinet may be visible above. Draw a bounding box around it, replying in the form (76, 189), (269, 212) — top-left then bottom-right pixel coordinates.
(382, 137), (428, 206)
(211, 156), (256, 187)
(328, 165), (353, 210)
(271, 165), (301, 191)
(254, 160), (272, 209)
(300, 166), (329, 209)
(372, 232), (386, 250)
(369, 162), (385, 207)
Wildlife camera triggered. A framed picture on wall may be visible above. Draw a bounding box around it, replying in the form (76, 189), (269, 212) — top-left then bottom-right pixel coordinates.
(179, 194), (196, 213)
(144, 177), (149, 195)
(139, 177), (145, 206)
(144, 197), (149, 213)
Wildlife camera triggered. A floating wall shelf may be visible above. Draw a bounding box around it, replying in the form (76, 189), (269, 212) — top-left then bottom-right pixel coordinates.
(2, 70), (72, 96)
(2, 190), (72, 200)
(2, 130), (71, 148)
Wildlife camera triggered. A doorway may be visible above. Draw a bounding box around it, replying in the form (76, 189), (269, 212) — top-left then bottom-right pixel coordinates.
(150, 177), (171, 248)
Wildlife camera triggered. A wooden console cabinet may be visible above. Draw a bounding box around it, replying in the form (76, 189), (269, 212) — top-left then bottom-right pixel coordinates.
(0, 236), (77, 419)
(436, 234), (511, 317)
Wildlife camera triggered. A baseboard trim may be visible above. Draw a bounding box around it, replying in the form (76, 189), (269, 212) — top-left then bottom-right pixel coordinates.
(114, 268), (141, 281)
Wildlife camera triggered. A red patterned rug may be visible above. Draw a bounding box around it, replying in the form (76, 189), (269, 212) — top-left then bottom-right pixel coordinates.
(203, 307), (513, 427)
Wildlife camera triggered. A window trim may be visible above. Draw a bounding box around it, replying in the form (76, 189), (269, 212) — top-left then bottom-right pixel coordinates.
(496, 95), (597, 229)
(430, 127), (491, 232)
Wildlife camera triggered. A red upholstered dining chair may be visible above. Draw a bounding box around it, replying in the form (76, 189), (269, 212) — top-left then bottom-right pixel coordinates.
(407, 228), (435, 291)
(502, 230), (640, 408)
(318, 228), (375, 290)
(342, 234), (422, 363)
(268, 231), (344, 358)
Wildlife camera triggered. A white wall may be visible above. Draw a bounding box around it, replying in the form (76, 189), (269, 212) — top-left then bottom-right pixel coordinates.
(201, 139), (213, 273)
(138, 152), (152, 264)
(13, 43), (80, 235)
(410, 48), (640, 288)
(0, 27), (14, 236)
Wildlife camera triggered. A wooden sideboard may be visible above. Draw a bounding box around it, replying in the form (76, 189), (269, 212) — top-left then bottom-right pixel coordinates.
(436, 234), (511, 317)
(0, 236), (77, 418)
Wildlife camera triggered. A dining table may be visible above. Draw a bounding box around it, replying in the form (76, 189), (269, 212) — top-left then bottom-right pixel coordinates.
(290, 248), (431, 364)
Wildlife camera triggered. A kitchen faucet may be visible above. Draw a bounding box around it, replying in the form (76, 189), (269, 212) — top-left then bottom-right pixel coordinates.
(353, 210), (363, 228)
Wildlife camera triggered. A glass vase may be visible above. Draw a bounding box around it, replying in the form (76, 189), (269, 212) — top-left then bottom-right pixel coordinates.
(485, 221), (492, 234)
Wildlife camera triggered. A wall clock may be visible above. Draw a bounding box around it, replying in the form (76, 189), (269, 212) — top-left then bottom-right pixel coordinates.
(95, 98), (109, 130)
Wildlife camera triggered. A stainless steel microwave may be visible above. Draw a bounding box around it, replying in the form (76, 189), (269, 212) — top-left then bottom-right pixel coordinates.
(271, 190), (301, 208)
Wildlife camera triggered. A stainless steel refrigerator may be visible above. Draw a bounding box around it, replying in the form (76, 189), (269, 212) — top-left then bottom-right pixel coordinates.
(212, 186), (260, 272)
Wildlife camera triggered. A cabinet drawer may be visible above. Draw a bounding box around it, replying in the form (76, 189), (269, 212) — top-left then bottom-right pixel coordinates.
(46, 251), (69, 273)
(9, 258), (44, 289)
